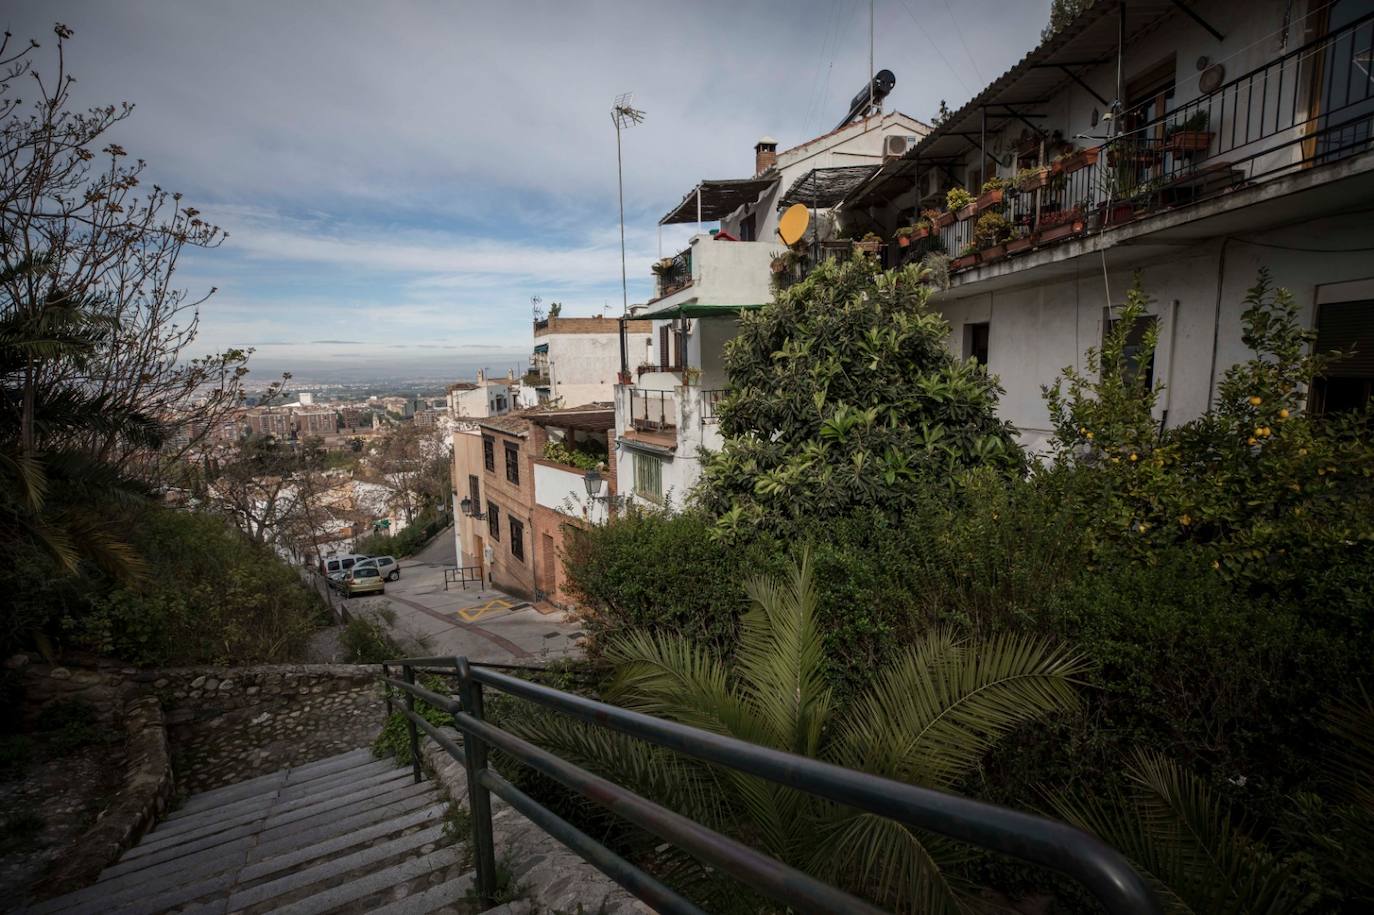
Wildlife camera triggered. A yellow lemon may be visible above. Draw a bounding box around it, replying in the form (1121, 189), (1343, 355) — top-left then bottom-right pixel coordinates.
(1249, 395), (1262, 406)
(1085, 431), (1094, 440)
(1180, 514), (1192, 526)
(1248, 437), (1258, 446)
(1129, 452), (1139, 461)
(1279, 409), (1289, 419)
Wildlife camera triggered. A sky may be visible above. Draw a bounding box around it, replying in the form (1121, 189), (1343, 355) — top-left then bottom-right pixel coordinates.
(6, 1), (1050, 382)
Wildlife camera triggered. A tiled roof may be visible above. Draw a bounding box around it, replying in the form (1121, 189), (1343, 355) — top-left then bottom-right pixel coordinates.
(477, 414), (533, 437)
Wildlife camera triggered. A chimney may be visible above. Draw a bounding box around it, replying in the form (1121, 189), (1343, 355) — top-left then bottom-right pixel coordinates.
(754, 136), (778, 176)
(476, 369), (485, 384)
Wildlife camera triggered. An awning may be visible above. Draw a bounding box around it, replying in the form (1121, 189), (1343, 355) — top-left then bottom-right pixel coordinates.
(659, 177), (778, 225)
(778, 166), (879, 209)
(641, 301), (768, 319)
(532, 343), (548, 354)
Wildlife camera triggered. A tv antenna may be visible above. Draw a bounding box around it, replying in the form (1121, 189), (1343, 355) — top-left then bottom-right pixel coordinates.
(612, 93), (645, 319)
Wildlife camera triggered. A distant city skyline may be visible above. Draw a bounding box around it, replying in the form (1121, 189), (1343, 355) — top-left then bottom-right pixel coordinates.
(6, 1), (1048, 379)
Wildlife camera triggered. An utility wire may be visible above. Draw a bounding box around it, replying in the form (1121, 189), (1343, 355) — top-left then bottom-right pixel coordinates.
(941, 0), (984, 83)
(897, 0), (973, 97)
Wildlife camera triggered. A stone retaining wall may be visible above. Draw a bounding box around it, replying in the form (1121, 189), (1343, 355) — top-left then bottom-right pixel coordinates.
(149, 664), (385, 794)
(35, 695), (174, 898)
(19, 659), (387, 795)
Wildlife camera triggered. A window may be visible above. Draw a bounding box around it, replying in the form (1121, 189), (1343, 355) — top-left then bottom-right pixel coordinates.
(505, 443), (520, 484)
(468, 474), (480, 508)
(964, 322), (990, 366)
(509, 517), (525, 561)
(494, 395), (508, 412)
(487, 501), (500, 540)
(1313, 299), (1374, 414)
(1106, 312), (1159, 390)
(482, 435), (495, 472)
(633, 452), (663, 502)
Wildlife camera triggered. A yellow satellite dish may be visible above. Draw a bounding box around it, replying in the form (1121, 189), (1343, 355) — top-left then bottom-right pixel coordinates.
(777, 203), (810, 247)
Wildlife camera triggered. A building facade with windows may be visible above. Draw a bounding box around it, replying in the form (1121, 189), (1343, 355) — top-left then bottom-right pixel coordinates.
(615, 111), (931, 506)
(526, 316), (652, 408)
(834, 0), (1374, 452)
(449, 415), (536, 598)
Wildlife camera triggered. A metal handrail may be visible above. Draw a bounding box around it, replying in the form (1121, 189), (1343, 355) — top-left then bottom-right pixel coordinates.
(379, 655), (1160, 914)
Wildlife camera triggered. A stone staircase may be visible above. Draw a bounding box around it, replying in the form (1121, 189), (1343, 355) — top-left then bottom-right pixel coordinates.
(29, 748), (483, 915)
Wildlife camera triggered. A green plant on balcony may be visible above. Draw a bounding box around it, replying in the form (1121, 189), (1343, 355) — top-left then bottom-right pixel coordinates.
(979, 177), (1008, 194)
(543, 439), (604, 472)
(1015, 165), (1051, 192)
(945, 186), (973, 213)
(973, 211), (1012, 251)
(650, 257), (674, 276)
(1166, 109), (1211, 137)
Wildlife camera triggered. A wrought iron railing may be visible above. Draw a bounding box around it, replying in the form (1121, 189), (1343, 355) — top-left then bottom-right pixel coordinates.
(653, 248), (693, 298)
(700, 388), (728, 423)
(939, 11), (1374, 271)
(629, 388), (675, 432)
(380, 656), (1160, 914)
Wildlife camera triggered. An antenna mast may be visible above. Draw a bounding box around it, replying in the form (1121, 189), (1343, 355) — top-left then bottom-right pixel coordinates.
(611, 93), (645, 319)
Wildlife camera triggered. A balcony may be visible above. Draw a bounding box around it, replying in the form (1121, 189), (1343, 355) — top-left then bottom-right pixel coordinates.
(652, 249), (692, 298)
(929, 13), (1374, 275)
(629, 388), (675, 432)
(643, 234), (777, 316)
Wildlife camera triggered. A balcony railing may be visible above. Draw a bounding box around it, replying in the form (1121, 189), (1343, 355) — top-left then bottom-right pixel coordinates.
(700, 388), (728, 423)
(630, 389), (676, 432)
(652, 248), (693, 298)
(939, 11), (1374, 272)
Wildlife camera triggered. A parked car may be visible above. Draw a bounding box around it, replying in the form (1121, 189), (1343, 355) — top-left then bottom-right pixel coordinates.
(354, 555), (400, 582)
(320, 553), (369, 577)
(342, 566), (385, 597)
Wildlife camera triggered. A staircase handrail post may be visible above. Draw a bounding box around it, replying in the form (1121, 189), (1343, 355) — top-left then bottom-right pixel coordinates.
(401, 664), (422, 784)
(456, 656), (498, 906)
(382, 663), (394, 718)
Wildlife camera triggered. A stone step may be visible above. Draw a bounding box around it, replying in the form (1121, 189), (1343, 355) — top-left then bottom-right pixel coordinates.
(149, 765), (412, 842)
(131, 770), (417, 854)
(248, 790), (441, 863)
(226, 822), (448, 912)
(165, 756), (395, 822)
(250, 844), (465, 915)
(169, 748), (374, 813)
(80, 801), (446, 905)
(368, 871), (477, 915)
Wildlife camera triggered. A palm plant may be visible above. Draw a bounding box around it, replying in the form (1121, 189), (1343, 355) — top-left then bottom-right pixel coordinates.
(1044, 748), (1308, 915)
(511, 551), (1086, 912)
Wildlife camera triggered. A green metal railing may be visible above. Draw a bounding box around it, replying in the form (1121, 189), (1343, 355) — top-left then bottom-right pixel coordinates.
(380, 655), (1161, 914)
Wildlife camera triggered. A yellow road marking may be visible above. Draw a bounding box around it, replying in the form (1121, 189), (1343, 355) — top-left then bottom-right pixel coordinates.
(458, 598), (514, 622)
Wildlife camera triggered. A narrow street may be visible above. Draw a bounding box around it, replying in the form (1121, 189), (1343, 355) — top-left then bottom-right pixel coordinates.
(346, 527), (586, 665)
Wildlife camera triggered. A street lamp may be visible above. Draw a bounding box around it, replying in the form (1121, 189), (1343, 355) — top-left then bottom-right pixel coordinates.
(459, 497), (486, 520)
(582, 468), (604, 501)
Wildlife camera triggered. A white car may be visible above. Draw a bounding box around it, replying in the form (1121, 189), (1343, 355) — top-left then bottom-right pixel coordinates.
(354, 555), (400, 582)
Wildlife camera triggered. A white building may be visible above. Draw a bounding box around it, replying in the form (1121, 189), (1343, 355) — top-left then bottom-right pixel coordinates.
(836, 0), (1374, 454)
(614, 110), (931, 506)
(447, 370), (514, 426)
(526, 315), (652, 407)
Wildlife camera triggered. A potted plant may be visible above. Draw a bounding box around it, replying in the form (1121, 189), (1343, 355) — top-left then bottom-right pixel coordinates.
(894, 225), (915, 248)
(682, 366), (702, 386)
(616, 370), (633, 385)
(919, 210), (941, 236)
(1107, 138), (1161, 167)
(976, 177), (1008, 212)
(973, 210), (1012, 261)
(1037, 206), (1085, 243)
(650, 257), (674, 276)
(1059, 146), (1100, 174)
(1006, 228), (1035, 255)
(1164, 110), (1213, 154)
(951, 241), (980, 270)
(1015, 165), (1051, 192)
(946, 186), (975, 222)
(853, 232), (884, 255)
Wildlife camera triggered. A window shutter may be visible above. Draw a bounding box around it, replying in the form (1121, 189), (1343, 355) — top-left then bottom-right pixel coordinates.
(1317, 300), (1374, 376)
(658, 326), (669, 371)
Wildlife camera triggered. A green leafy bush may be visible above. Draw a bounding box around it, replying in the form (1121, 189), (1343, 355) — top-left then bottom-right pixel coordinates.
(65, 507), (326, 666)
(373, 673), (453, 765)
(542, 439), (604, 471)
(353, 508), (447, 558)
(340, 609), (403, 664)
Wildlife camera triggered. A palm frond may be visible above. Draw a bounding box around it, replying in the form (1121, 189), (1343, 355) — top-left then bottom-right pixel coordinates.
(806, 811), (965, 915)
(1324, 685), (1374, 815)
(602, 629), (758, 739)
(736, 547), (834, 756)
(1044, 749), (1305, 915)
(834, 629), (1086, 788)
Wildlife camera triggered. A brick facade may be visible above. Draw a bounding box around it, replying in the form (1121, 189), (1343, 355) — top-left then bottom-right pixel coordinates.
(475, 419), (536, 599)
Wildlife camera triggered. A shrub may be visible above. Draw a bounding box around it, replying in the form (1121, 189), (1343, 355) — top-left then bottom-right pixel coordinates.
(340, 609), (403, 664)
(945, 186), (973, 212)
(542, 439), (604, 471)
(353, 508), (447, 558)
(65, 506), (326, 666)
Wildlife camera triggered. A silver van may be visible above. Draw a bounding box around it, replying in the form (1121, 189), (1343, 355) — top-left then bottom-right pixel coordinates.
(354, 555), (399, 582)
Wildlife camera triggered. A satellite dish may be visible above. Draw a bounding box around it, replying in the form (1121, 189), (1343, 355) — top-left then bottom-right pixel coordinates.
(777, 203), (810, 246)
(1199, 64), (1225, 93)
(1090, 108), (1100, 128)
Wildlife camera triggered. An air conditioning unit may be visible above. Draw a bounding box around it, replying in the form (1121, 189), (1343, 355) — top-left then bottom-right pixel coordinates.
(884, 134), (918, 161)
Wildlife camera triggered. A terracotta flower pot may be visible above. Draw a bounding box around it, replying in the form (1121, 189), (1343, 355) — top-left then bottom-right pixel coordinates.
(976, 188), (1005, 211)
(951, 253), (979, 270)
(957, 202), (978, 221)
(1061, 146), (1100, 174)
(1038, 219), (1085, 243)
(914, 226), (930, 239)
(1006, 235), (1035, 254)
(853, 239), (883, 255)
(1165, 130), (1214, 154)
(934, 211), (956, 229)
(897, 235), (911, 248)
(981, 243), (1007, 261)
(1016, 168), (1050, 192)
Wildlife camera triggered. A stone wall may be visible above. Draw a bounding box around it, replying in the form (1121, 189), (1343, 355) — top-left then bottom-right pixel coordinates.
(19, 659), (387, 795)
(150, 664), (385, 794)
(35, 696), (174, 898)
